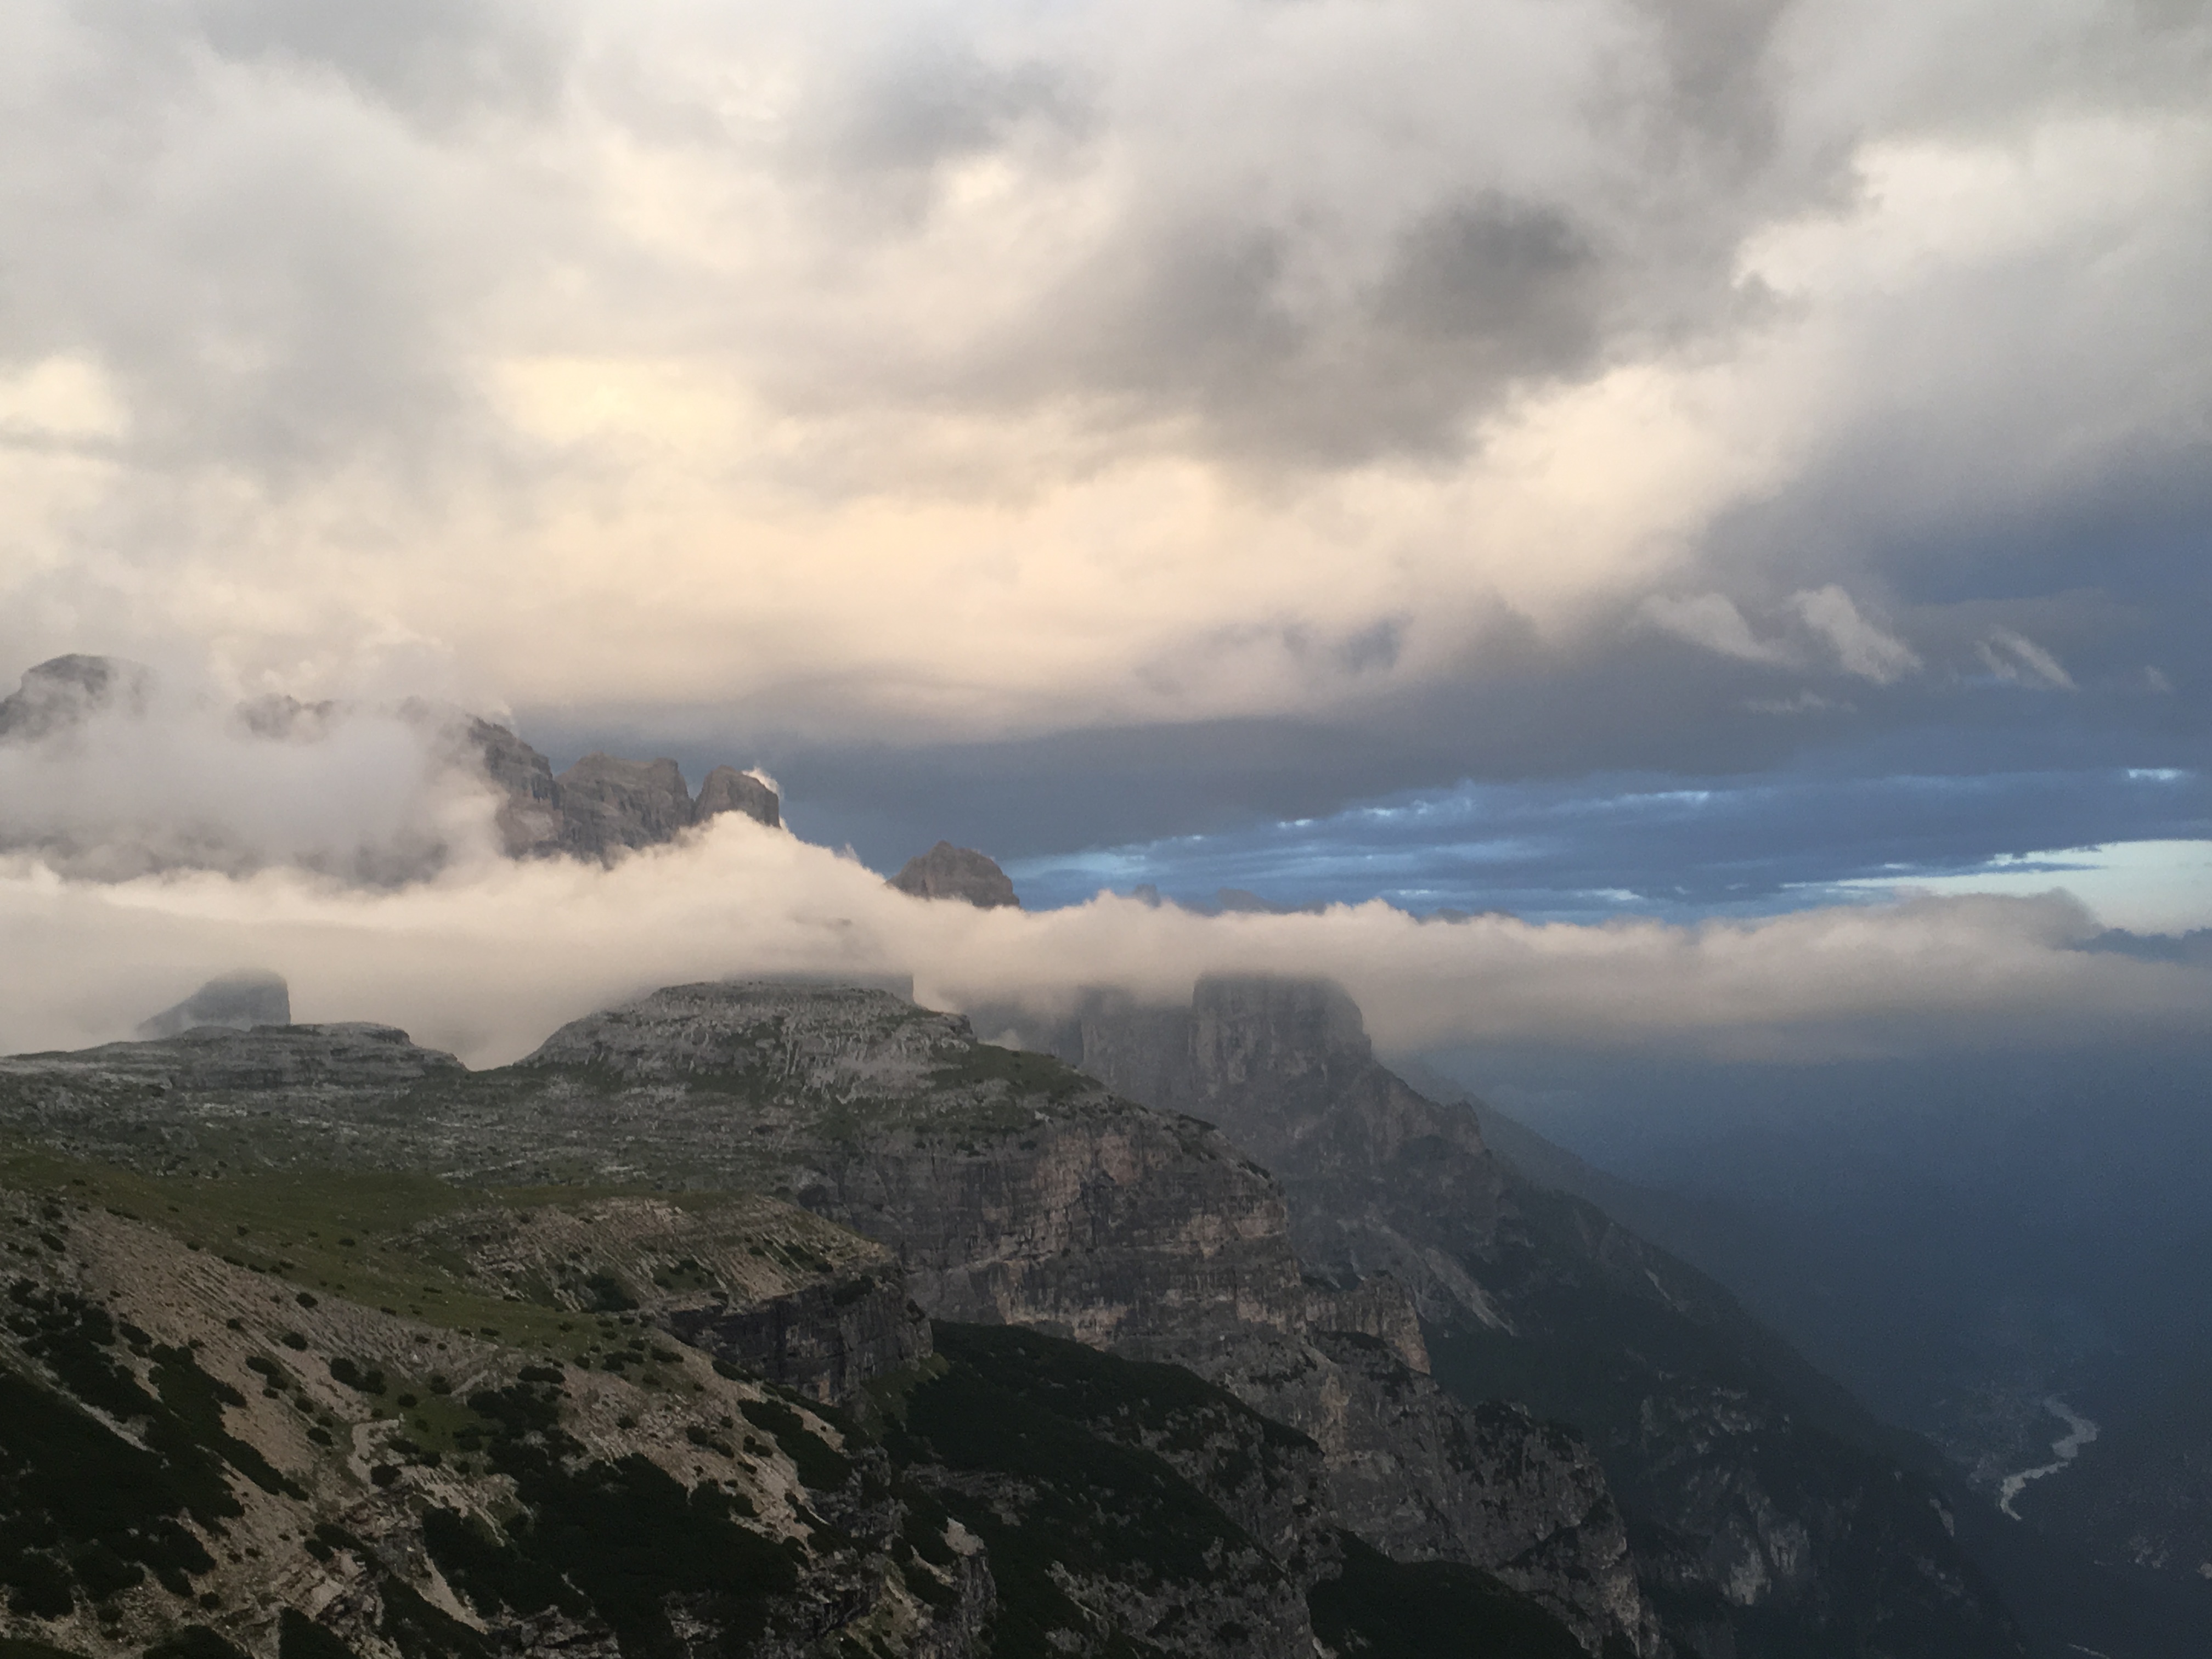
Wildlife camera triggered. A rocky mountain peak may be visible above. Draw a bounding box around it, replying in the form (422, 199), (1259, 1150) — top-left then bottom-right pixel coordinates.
(889, 841), (1021, 907)
(693, 764), (781, 830)
(134, 970), (290, 1040)
(0, 653), (151, 742)
(0, 974), (2043, 1657)
(552, 753), (694, 857)
(461, 735), (786, 862)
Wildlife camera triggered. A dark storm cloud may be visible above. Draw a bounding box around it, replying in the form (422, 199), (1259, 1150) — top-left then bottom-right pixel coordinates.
(1378, 196), (1600, 363)
(951, 167), (1763, 465)
(1036, 189), (1626, 462)
(10, 0), (1793, 487)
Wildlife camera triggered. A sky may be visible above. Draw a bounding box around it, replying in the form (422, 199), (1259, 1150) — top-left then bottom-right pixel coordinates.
(1, 0), (2208, 1063)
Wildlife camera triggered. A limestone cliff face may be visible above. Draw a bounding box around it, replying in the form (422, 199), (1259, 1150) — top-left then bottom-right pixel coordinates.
(1305, 1273), (1430, 1373)
(1046, 973), (2032, 1659)
(553, 755), (696, 858)
(404, 1194), (931, 1405)
(465, 737), (784, 862)
(1072, 975), (1511, 1323)
(1222, 1329), (1651, 1649)
(1146, 1317), (1656, 1657)
(695, 765), (782, 831)
(453, 713), (565, 858)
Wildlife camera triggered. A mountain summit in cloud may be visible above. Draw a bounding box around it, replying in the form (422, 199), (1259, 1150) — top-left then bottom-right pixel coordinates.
(134, 969), (290, 1040)
(0, 654), (783, 881)
(0, 654), (151, 743)
(494, 748), (782, 864)
(888, 842), (1021, 909)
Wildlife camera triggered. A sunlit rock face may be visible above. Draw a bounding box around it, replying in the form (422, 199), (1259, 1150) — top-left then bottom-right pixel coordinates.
(888, 842), (1021, 908)
(133, 970), (291, 1040)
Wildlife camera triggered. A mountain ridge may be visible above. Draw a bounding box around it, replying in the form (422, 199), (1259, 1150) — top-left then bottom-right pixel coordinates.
(1, 979), (1656, 1657)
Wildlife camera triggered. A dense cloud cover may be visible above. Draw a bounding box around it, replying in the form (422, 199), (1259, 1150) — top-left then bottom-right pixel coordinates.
(3, 809), (2205, 1069)
(0, 669), (499, 881)
(0, 681), (2196, 1070)
(2, 0), (2205, 746)
(1, 0), (2207, 1046)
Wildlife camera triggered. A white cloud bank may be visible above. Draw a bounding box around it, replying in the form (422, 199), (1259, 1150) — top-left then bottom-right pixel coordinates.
(1834, 839), (2212, 934)
(0, 693), (497, 882)
(2, 817), (2200, 1070)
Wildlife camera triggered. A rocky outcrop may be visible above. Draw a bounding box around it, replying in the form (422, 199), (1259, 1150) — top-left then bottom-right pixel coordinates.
(903, 1321), (1328, 1655)
(888, 843), (1020, 908)
(0, 1021), (474, 1177)
(1305, 1271), (1431, 1374)
(1066, 976), (1511, 1322)
(449, 712), (565, 857)
(3, 1020), (462, 1096)
(403, 1193), (931, 1403)
(1244, 1329), (1649, 1648)
(518, 983), (1310, 1354)
(1148, 1320), (1653, 1656)
(134, 970), (291, 1040)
